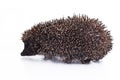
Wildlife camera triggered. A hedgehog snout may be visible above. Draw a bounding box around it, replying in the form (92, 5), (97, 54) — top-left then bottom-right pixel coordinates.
(21, 42), (35, 56)
(21, 48), (32, 56)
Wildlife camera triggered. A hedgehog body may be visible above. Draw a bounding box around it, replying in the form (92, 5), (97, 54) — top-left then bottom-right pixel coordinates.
(21, 15), (112, 64)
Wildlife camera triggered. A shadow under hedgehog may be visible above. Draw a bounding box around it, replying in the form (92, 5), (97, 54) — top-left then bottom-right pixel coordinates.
(21, 15), (112, 64)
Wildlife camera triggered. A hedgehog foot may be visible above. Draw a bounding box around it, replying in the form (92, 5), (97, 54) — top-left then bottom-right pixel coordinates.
(44, 54), (52, 60)
(81, 59), (91, 64)
(63, 58), (72, 64)
(92, 59), (100, 63)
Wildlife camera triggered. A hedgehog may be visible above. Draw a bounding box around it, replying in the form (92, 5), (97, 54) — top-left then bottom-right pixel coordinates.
(21, 15), (112, 64)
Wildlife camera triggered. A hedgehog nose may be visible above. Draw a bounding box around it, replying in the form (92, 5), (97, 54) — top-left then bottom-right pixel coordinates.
(21, 50), (26, 56)
(21, 52), (25, 56)
(21, 49), (29, 56)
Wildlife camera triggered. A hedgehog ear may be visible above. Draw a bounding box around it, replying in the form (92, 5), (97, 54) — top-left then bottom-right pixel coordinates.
(21, 41), (35, 56)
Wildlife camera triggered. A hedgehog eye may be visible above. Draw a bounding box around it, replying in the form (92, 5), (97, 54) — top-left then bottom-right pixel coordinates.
(34, 44), (39, 48)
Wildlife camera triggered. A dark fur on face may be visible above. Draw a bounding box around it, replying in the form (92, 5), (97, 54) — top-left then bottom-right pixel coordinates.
(21, 15), (112, 64)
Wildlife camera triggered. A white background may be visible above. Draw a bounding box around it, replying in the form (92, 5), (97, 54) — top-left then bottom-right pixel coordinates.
(0, 0), (120, 80)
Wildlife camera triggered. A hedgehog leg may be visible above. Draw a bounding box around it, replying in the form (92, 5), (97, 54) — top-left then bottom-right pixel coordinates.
(92, 59), (100, 62)
(81, 59), (91, 64)
(63, 57), (72, 64)
(44, 54), (52, 60)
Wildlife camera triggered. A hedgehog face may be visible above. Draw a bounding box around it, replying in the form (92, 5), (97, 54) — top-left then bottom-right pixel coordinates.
(21, 39), (36, 56)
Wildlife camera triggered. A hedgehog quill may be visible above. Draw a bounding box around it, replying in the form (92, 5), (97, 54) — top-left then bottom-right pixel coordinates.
(21, 15), (112, 64)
